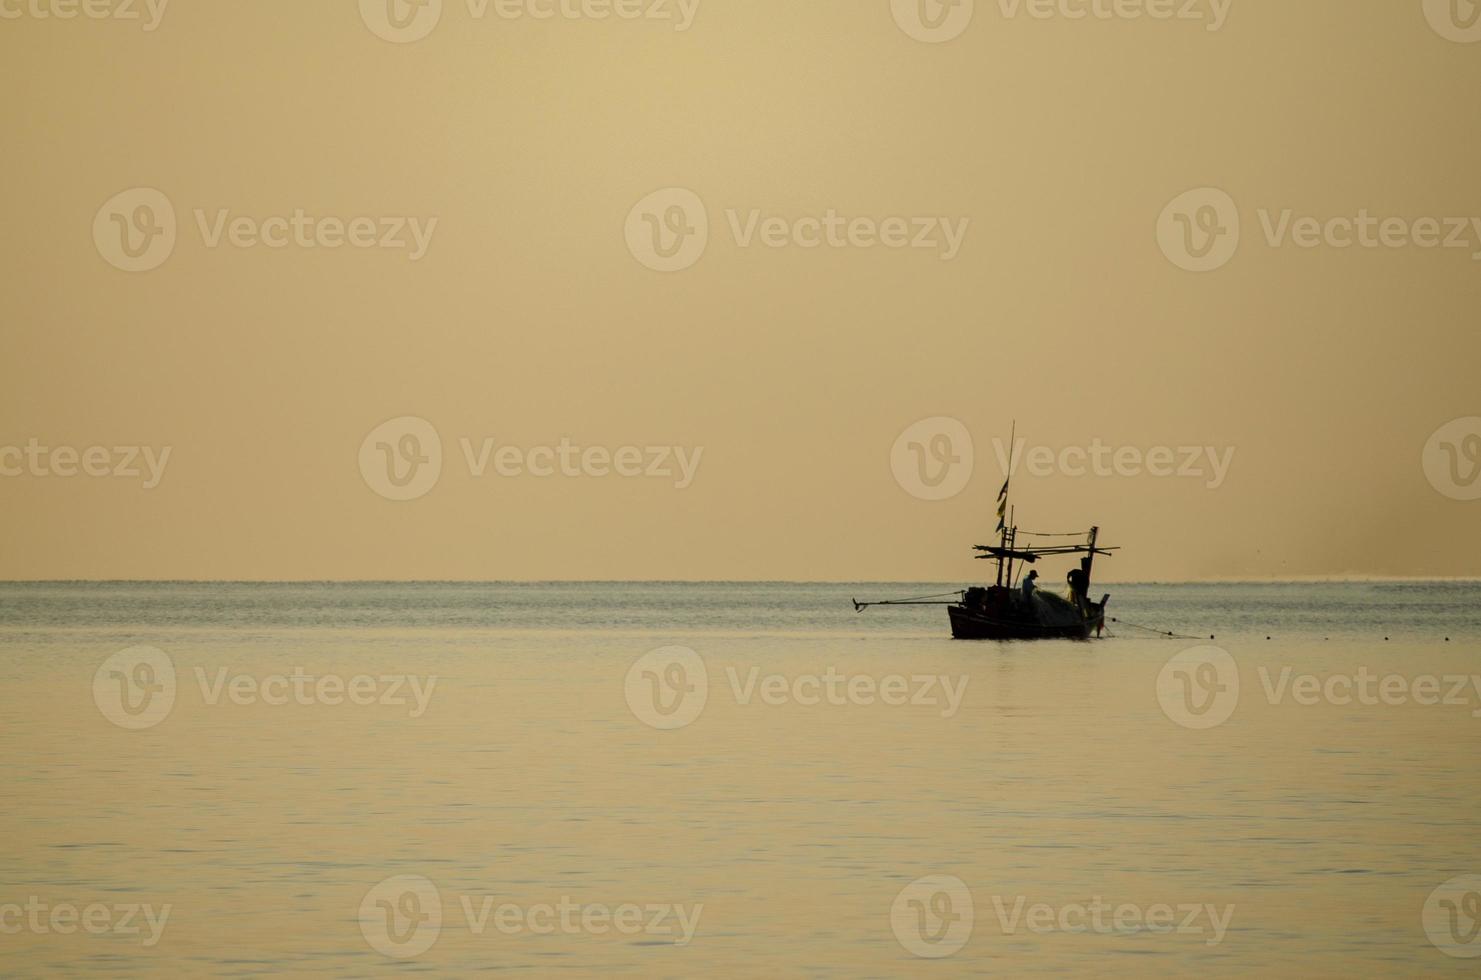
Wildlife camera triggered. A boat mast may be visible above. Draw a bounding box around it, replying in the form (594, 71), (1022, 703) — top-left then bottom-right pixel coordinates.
(1006, 509), (1017, 587)
(995, 422), (1014, 588)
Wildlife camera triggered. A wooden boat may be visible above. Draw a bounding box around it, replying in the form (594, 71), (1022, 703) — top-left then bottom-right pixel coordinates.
(854, 452), (1116, 640)
(947, 527), (1113, 639)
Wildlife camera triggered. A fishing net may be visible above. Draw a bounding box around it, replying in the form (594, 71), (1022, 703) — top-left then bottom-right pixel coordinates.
(1031, 590), (1088, 628)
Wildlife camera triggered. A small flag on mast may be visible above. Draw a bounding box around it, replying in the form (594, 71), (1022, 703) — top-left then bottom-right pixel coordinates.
(997, 424), (1015, 536)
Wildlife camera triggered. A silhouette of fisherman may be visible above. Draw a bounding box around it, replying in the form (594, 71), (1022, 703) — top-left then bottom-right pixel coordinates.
(1067, 566), (1090, 614)
(1021, 569), (1039, 602)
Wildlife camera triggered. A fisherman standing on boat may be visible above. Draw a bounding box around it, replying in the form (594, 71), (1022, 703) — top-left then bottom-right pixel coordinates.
(1022, 569), (1039, 601)
(1067, 567), (1089, 614)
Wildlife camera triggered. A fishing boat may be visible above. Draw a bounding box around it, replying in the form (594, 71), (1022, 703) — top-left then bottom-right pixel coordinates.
(854, 463), (1117, 640)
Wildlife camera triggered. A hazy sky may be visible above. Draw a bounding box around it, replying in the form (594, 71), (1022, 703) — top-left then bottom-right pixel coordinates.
(3, 0), (1478, 581)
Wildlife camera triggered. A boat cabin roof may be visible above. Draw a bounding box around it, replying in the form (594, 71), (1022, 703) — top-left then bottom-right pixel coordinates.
(974, 544), (1118, 562)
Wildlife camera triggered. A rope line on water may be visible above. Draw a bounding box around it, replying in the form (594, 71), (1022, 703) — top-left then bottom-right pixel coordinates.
(1108, 617), (1208, 641)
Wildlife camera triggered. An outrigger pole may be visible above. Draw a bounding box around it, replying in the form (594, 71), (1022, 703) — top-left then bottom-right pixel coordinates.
(852, 591), (965, 612)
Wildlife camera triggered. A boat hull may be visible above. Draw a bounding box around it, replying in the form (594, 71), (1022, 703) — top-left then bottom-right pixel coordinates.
(947, 587), (1106, 641)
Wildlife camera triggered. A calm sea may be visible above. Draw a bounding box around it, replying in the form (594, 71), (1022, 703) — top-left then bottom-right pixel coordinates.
(1, 581), (1478, 976)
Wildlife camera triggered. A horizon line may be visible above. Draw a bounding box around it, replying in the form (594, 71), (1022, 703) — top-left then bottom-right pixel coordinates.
(1, 576), (1477, 586)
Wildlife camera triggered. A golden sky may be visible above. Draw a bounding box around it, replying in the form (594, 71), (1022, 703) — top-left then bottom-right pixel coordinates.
(3, 0), (1478, 581)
